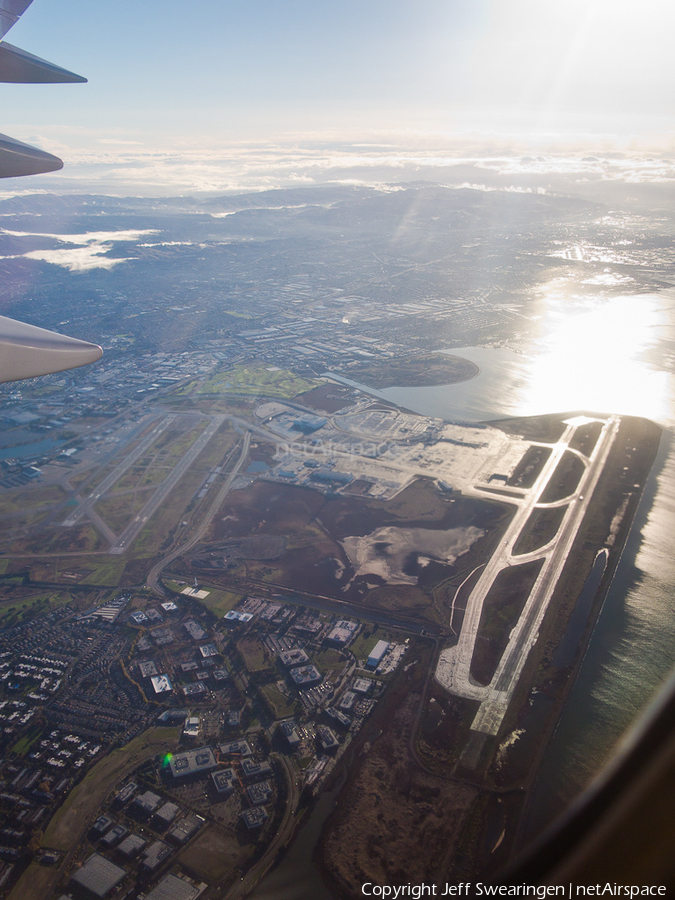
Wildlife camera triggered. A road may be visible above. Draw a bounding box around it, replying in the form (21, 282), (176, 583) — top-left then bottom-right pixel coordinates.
(224, 754), (301, 900)
(436, 414), (620, 736)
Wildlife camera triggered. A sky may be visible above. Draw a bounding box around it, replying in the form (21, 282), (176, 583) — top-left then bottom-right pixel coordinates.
(1, 0), (675, 194)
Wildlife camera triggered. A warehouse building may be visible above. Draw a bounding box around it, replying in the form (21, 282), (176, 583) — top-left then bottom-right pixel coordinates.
(131, 790), (162, 819)
(71, 852), (126, 898)
(367, 640), (390, 670)
(117, 833), (147, 859)
(144, 873), (205, 900)
(153, 801), (180, 830)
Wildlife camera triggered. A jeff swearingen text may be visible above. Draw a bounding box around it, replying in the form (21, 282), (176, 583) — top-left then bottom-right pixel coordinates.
(360, 885), (668, 898)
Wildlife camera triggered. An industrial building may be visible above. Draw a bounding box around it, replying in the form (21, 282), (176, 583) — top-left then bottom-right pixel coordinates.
(241, 758), (273, 781)
(141, 839), (172, 873)
(153, 801), (180, 829)
(168, 812), (204, 845)
(290, 664), (322, 686)
(352, 678), (374, 694)
(316, 725), (340, 753)
(326, 620), (359, 645)
(168, 747), (217, 779)
(117, 834), (147, 859)
(278, 648), (309, 668)
(240, 807), (268, 830)
(91, 815), (113, 836)
(223, 610), (254, 623)
(156, 709), (189, 726)
(182, 682), (208, 697)
(131, 790), (162, 818)
(151, 674), (172, 694)
(112, 781), (137, 807)
(183, 620), (207, 640)
(211, 768), (237, 796)
(101, 823), (128, 847)
(279, 720), (301, 749)
(246, 780), (273, 805)
(71, 852), (126, 898)
(309, 468), (353, 486)
(144, 873), (206, 900)
(338, 690), (356, 711)
(325, 707), (351, 730)
(220, 739), (252, 757)
(139, 660), (158, 678)
(367, 640), (390, 669)
(183, 716), (200, 737)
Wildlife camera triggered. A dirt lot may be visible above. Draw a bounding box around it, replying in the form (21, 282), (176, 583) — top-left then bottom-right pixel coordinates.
(202, 478), (509, 619)
(321, 674), (478, 893)
(179, 825), (248, 883)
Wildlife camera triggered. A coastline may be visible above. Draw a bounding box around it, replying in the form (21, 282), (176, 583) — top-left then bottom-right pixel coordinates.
(517, 424), (673, 841)
(311, 412), (663, 891)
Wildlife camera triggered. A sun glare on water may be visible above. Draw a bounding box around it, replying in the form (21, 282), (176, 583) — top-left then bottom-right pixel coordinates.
(518, 292), (674, 425)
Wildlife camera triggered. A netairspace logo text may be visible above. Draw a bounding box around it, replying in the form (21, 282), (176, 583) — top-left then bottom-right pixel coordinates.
(360, 884), (667, 900)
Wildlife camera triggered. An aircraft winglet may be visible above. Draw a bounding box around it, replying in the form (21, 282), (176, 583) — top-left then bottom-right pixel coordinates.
(0, 315), (102, 383)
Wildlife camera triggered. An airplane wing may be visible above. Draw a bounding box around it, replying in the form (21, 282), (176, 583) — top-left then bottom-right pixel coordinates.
(0, 315), (102, 383)
(0, 0), (87, 178)
(0, 130), (62, 176)
(0, 0), (100, 384)
(0, 0), (34, 40)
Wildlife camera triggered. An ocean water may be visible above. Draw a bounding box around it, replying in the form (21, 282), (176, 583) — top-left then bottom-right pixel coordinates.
(524, 428), (675, 832)
(380, 325), (675, 825)
(252, 290), (675, 895)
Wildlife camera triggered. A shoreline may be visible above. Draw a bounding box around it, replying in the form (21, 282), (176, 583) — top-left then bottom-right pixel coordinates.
(311, 411), (662, 891)
(460, 413), (664, 877)
(515, 423), (673, 843)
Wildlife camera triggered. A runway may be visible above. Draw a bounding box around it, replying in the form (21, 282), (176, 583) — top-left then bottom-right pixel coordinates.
(435, 414), (620, 736)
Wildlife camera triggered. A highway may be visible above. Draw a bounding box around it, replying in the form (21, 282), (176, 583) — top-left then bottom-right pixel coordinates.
(436, 414), (620, 736)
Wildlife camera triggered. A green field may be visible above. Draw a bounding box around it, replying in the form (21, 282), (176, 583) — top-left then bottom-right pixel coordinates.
(313, 648), (347, 675)
(196, 365), (320, 399)
(0, 590), (73, 628)
(0, 484), (66, 513)
(261, 683), (298, 719)
(81, 560), (127, 586)
(11, 726), (43, 756)
(165, 580), (243, 617)
(43, 726), (180, 852)
(238, 636), (272, 672)
(350, 626), (402, 663)
(194, 587), (243, 617)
